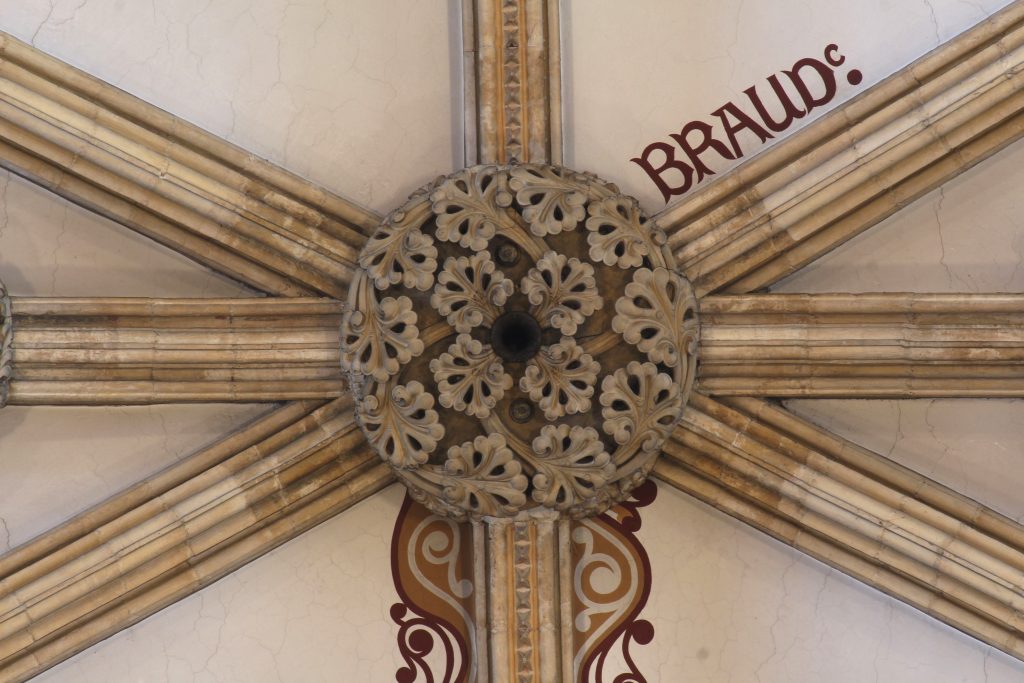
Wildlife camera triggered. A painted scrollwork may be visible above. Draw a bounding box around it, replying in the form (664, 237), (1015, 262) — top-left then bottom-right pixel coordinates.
(573, 481), (659, 683)
(343, 163), (699, 520)
(519, 338), (600, 420)
(431, 252), (513, 333)
(0, 279), (11, 410)
(521, 252), (602, 336)
(390, 496), (476, 683)
(389, 484), (659, 683)
(430, 334), (512, 419)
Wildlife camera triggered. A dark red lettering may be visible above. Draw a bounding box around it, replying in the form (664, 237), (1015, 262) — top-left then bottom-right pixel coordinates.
(744, 74), (807, 133)
(669, 121), (735, 185)
(824, 44), (846, 68)
(786, 57), (838, 111)
(632, 44), (861, 204)
(712, 101), (774, 157)
(630, 141), (695, 202)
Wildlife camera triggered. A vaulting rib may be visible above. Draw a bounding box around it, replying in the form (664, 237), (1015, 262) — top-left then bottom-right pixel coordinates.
(657, 1), (1024, 296)
(0, 399), (393, 683)
(0, 31), (378, 298)
(5, 297), (345, 404)
(656, 394), (1024, 661)
(699, 293), (1024, 397)
(463, 0), (562, 164)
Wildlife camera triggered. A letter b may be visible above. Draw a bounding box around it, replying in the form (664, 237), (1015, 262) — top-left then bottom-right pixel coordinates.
(630, 142), (695, 202)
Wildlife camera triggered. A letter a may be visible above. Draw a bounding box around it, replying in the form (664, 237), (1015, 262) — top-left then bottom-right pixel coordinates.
(712, 101), (774, 158)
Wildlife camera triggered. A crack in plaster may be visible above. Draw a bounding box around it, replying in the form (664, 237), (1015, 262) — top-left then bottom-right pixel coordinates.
(185, 0), (215, 80)
(754, 557), (798, 681)
(725, 0), (744, 91)
(0, 172), (9, 241)
(872, 601), (895, 683)
(933, 187), (973, 290)
(0, 517), (10, 552)
(49, 203), (69, 294)
(1005, 220), (1024, 289)
(30, 0), (56, 45)
(886, 402), (905, 459)
(31, 0), (89, 46)
(923, 0), (943, 43)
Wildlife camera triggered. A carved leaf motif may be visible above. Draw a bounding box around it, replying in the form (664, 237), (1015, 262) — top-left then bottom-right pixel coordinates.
(441, 434), (529, 517)
(359, 381), (444, 469)
(357, 198), (439, 291)
(430, 166), (514, 250)
(429, 334), (512, 418)
(585, 196), (666, 268)
(531, 425), (615, 510)
(613, 267), (699, 368)
(600, 361), (682, 453)
(508, 164), (587, 236)
(341, 277), (424, 383)
(348, 163), (697, 521)
(520, 338), (600, 420)
(430, 252), (514, 333)
(521, 251), (602, 336)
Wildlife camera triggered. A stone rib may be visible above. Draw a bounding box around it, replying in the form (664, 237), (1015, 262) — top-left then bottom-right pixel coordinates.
(657, 1), (1024, 295)
(698, 293), (1024, 397)
(476, 514), (573, 682)
(656, 393), (1024, 661)
(0, 399), (393, 683)
(6, 297), (345, 404)
(0, 31), (379, 298)
(463, 0), (562, 164)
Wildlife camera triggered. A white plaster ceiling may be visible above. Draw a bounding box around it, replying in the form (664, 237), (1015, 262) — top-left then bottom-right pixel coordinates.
(0, 1), (1022, 681)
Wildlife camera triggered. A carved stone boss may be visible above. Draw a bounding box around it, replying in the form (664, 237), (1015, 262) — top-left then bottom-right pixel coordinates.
(341, 163), (699, 521)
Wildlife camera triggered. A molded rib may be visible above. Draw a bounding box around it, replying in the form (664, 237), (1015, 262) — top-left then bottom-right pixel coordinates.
(657, 394), (1024, 660)
(0, 399), (393, 683)
(699, 293), (1024, 397)
(463, 0), (562, 164)
(0, 32), (379, 297)
(7, 297), (345, 404)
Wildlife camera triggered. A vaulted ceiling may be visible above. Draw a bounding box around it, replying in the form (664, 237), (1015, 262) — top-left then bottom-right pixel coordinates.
(1, 1), (1023, 681)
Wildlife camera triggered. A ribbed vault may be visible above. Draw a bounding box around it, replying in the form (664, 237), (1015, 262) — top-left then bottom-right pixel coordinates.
(1, 1), (1022, 681)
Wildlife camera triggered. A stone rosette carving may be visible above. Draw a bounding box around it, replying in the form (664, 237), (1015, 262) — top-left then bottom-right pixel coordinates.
(341, 163), (699, 520)
(0, 279), (11, 410)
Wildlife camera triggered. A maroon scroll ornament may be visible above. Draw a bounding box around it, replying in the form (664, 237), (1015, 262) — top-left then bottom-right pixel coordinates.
(389, 481), (659, 682)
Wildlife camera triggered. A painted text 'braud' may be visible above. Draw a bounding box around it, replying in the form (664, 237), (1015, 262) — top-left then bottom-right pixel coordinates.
(632, 44), (863, 203)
